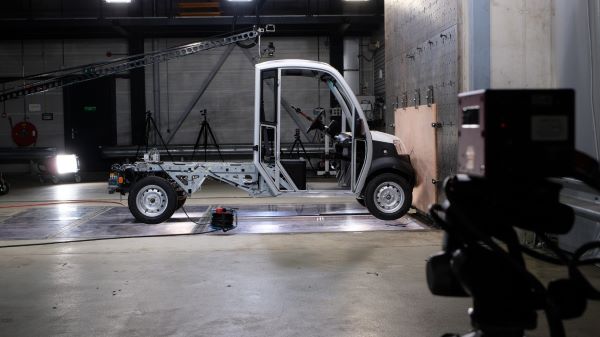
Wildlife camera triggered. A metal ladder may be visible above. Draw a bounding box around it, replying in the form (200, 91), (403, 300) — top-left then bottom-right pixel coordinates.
(0, 25), (274, 102)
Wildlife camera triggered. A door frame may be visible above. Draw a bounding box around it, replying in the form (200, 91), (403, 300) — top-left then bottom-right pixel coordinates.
(256, 69), (299, 194)
(63, 77), (117, 169)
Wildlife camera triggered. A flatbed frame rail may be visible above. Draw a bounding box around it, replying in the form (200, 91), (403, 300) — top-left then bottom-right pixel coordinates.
(113, 159), (271, 197)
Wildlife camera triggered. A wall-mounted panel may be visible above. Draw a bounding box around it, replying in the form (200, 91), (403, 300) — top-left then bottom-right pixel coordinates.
(395, 104), (438, 212)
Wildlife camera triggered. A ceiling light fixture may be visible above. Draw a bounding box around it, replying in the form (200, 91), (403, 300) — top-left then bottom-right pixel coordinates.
(105, 0), (132, 3)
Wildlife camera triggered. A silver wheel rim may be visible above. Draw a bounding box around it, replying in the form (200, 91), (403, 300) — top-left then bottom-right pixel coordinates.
(374, 181), (405, 214)
(136, 184), (169, 217)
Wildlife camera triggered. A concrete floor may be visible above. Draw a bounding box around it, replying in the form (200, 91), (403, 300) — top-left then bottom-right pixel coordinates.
(0, 177), (599, 336)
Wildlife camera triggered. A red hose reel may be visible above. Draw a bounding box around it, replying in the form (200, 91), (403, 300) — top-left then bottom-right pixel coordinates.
(11, 121), (37, 147)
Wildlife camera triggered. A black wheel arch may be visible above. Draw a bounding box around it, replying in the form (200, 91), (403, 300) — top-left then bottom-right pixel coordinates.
(361, 155), (416, 197)
(119, 170), (172, 193)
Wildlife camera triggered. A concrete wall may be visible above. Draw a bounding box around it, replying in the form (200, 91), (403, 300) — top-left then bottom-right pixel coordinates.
(456, 0), (600, 253)
(343, 37), (361, 95)
(553, 0), (600, 160)
(384, 0), (597, 201)
(384, 0), (460, 196)
(0, 39), (129, 150)
(0, 35), (341, 153)
(485, 0), (600, 159)
(342, 36), (379, 97)
(490, 0), (554, 88)
(553, 0), (600, 256)
(461, 0), (554, 90)
(143, 36), (331, 146)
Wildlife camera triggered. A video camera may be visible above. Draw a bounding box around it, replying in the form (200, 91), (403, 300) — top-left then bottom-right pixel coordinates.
(427, 89), (600, 337)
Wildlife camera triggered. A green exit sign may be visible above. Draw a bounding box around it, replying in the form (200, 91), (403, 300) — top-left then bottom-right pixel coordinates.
(83, 106), (97, 112)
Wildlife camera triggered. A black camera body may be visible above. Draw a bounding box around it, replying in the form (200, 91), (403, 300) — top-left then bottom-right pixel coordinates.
(427, 90), (588, 337)
(457, 89), (575, 180)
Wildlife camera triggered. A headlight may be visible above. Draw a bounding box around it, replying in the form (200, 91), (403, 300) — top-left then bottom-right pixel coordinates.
(393, 139), (407, 155)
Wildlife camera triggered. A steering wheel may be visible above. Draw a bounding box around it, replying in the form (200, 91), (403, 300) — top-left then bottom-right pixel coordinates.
(307, 110), (325, 133)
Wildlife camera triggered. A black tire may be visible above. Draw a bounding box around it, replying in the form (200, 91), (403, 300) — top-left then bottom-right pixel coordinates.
(364, 173), (412, 220)
(356, 198), (365, 207)
(176, 196), (187, 210)
(128, 176), (177, 224)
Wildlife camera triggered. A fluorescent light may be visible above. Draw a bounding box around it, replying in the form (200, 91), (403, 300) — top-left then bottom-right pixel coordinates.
(344, 0), (369, 2)
(228, 0), (253, 2)
(56, 155), (79, 174)
(105, 0), (132, 3)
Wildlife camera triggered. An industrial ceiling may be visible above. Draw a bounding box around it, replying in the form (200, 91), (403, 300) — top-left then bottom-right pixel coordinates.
(0, 0), (384, 39)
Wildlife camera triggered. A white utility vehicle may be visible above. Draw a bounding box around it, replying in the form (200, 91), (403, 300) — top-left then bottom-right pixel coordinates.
(108, 59), (415, 223)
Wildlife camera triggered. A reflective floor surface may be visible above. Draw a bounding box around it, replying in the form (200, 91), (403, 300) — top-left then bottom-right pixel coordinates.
(0, 203), (426, 240)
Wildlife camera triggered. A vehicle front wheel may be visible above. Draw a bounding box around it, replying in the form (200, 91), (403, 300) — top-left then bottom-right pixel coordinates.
(364, 173), (412, 220)
(128, 176), (177, 224)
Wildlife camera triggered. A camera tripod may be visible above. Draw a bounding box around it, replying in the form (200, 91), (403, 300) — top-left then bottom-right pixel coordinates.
(426, 175), (600, 337)
(135, 111), (173, 160)
(192, 109), (223, 162)
(288, 128), (314, 170)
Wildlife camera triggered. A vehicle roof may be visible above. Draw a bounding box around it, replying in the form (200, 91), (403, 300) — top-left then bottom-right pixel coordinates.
(256, 59), (339, 74)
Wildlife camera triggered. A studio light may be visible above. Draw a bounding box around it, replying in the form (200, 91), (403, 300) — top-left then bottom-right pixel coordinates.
(55, 154), (79, 175)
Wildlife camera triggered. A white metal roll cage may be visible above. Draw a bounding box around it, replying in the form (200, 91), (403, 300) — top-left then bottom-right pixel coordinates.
(253, 59), (373, 196)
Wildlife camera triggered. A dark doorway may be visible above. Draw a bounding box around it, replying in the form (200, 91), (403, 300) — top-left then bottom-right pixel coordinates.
(63, 77), (117, 172)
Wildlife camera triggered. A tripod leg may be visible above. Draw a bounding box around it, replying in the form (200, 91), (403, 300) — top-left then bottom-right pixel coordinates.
(205, 122), (224, 162)
(204, 122), (209, 162)
(289, 139), (299, 157)
(298, 141), (315, 171)
(149, 115), (174, 161)
(192, 124), (206, 161)
(135, 115), (152, 159)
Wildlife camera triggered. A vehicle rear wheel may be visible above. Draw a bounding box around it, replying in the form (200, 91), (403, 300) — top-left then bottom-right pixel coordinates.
(364, 173), (412, 220)
(176, 196), (187, 210)
(128, 176), (177, 224)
